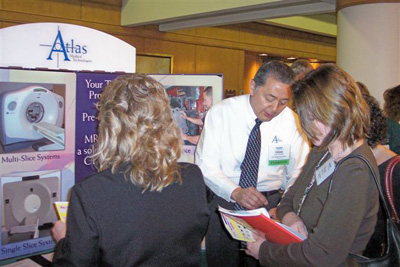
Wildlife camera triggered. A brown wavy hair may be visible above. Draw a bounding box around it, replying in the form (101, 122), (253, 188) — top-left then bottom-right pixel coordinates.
(357, 82), (388, 148)
(292, 64), (370, 150)
(91, 74), (183, 192)
(383, 85), (400, 122)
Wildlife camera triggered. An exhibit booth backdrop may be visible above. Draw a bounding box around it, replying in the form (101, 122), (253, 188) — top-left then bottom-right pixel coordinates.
(0, 22), (223, 261)
(75, 73), (223, 182)
(0, 68), (76, 260)
(0, 22), (135, 260)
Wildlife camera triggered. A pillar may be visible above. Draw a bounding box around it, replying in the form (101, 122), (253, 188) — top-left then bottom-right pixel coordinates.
(336, 0), (400, 105)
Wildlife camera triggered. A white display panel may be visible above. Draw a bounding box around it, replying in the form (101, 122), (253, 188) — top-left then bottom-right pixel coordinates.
(0, 23), (136, 73)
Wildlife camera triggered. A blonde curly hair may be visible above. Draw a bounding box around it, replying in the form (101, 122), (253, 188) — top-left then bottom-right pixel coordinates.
(91, 74), (183, 192)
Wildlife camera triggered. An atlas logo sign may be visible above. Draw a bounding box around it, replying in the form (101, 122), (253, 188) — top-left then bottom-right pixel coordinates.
(40, 27), (91, 67)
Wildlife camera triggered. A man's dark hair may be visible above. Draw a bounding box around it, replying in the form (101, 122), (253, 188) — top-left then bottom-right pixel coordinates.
(253, 61), (294, 91)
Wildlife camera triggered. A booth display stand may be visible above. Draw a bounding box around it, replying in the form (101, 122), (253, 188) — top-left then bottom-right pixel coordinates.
(0, 22), (223, 266)
(0, 22), (135, 265)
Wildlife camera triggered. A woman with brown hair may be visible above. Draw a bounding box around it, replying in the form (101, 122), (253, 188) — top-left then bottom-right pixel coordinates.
(360, 88), (399, 258)
(51, 74), (210, 266)
(383, 85), (400, 123)
(246, 64), (379, 266)
(358, 82), (400, 154)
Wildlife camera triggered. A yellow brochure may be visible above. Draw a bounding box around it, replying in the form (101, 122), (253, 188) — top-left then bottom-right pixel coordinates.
(54, 201), (69, 223)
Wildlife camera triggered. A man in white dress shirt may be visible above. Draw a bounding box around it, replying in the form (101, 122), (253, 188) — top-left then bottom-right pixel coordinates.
(195, 61), (310, 267)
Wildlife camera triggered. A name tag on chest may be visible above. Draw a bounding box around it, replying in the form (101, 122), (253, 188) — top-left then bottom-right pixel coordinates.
(316, 158), (335, 185)
(268, 144), (290, 166)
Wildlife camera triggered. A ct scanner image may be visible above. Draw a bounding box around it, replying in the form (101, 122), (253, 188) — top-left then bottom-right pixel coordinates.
(0, 85), (65, 152)
(1, 170), (61, 245)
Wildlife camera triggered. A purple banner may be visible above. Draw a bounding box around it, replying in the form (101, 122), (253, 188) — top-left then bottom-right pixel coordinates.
(75, 73), (120, 183)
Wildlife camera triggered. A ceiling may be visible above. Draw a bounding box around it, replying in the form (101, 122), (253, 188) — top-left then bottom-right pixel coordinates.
(121, 0), (337, 37)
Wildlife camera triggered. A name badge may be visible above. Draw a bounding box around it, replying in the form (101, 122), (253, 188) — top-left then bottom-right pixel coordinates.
(268, 144), (290, 166)
(316, 157), (335, 185)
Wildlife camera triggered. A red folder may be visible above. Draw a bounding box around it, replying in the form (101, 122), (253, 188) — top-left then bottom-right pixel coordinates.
(219, 207), (304, 245)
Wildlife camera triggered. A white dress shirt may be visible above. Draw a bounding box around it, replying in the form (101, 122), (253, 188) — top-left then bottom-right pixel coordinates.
(195, 94), (310, 202)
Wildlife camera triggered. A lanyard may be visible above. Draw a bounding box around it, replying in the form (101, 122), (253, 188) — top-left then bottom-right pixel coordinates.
(297, 151), (330, 216)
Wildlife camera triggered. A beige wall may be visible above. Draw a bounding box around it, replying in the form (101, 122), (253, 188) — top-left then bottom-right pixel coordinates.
(0, 0), (336, 95)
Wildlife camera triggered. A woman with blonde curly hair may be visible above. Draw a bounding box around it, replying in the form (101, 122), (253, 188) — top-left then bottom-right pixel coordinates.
(51, 74), (210, 266)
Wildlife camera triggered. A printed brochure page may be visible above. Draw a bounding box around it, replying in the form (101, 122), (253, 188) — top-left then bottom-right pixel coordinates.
(218, 206), (305, 245)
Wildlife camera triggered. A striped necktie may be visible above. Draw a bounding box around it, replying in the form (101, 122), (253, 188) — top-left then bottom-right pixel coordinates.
(234, 118), (262, 210)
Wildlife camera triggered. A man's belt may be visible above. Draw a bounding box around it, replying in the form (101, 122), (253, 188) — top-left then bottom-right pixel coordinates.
(261, 190), (280, 197)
